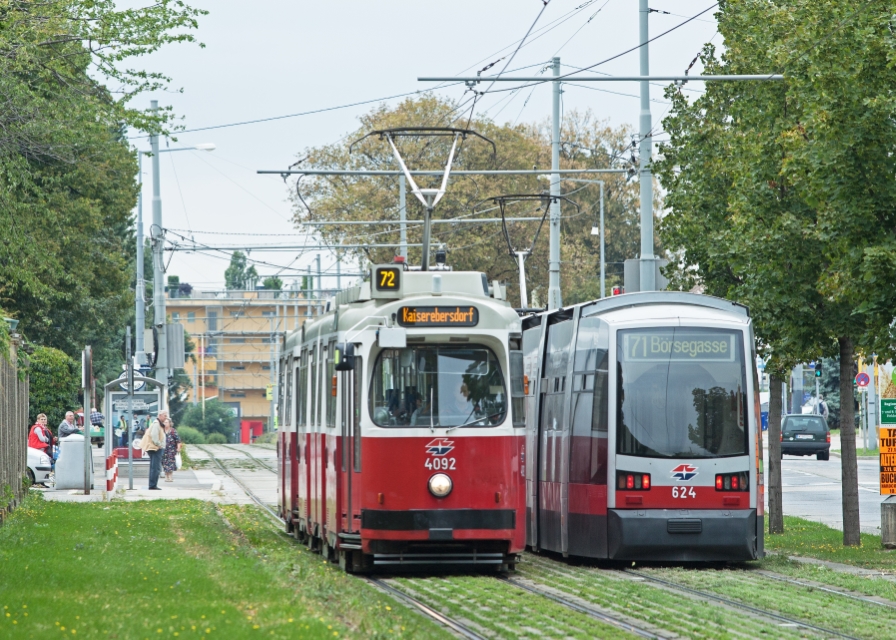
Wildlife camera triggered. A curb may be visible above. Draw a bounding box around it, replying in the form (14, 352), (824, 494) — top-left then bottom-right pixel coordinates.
(830, 451), (878, 460)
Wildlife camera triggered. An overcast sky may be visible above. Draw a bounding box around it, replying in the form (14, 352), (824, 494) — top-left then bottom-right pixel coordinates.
(134, 0), (720, 289)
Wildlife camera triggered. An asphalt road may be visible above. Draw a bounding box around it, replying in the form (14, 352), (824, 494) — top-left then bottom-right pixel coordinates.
(765, 432), (887, 534)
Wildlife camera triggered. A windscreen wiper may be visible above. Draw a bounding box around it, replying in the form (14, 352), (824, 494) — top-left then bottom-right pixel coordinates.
(445, 411), (505, 433)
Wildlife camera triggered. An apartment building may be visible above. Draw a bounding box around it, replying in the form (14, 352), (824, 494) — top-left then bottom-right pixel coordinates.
(166, 288), (318, 429)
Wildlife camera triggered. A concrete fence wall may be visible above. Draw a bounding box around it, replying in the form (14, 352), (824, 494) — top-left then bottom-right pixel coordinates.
(0, 338), (29, 521)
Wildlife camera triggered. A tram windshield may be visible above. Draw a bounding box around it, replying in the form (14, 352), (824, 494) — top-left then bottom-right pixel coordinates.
(617, 327), (748, 458)
(370, 346), (507, 428)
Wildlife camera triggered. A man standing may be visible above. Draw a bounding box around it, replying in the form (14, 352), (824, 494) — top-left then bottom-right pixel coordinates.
(143, 411), (167, 490)
(58, 411), (81, 438)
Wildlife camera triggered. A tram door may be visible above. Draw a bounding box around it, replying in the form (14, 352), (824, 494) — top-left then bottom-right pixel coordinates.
(566, 316), (610, 557)
(522, 322), (543, 548)
(340, 358), (363, 533)
(538, 317), (573, 553)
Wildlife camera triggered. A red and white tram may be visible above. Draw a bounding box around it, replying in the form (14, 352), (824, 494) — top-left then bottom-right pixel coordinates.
(523, 292), (764, 561)
(278, 264), (527, 571)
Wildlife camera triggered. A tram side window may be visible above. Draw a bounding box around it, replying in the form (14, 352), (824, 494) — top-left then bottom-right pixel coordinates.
(542, 320), (572, 431)
(510, 351), (525, 427)
(569, 316), (609, 484)
(285, 365), (293, 424)
(326, 341), (336, 427)
(298, 352), (308, 425)
(310, 345), (318, 427)
(353, 357), (362, 472)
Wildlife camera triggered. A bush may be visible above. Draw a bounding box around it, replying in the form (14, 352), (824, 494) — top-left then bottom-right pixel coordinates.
(177, 426), (205, 445)
(180, 399), (236, 438)
(252, 432), (277, 445)
(28, 346), (79, 428)
(206, 433), (227, 445)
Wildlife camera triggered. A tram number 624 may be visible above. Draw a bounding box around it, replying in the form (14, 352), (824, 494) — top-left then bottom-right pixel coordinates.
(425, 457), (456, 471)
(672, 486), (697, 499)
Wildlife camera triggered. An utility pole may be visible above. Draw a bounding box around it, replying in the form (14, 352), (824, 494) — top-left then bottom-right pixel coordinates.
(150, 100), (169, 407)
(269, 317), (276, 432)
(336, 254), (342, 290)
(305, 266), (312, 317)
(135, 154), (146, 357)
(399, 174), (408, 260)
(638, 0), (656, 291)
(599, 181), (606, 298)
(548, 56), (563, 310)
(316, 254), (322, 313)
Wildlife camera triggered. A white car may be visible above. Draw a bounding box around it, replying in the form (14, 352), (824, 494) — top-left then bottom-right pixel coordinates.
(27, 447), (53, 486)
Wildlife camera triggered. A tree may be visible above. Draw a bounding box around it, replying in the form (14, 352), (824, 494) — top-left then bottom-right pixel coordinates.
(262, 276), (283, 290)
(224, 252), (260, 290)
(655, 1), (896, 546)
(288, 96), (646, 306)
(168, 331), (197, 424)
(27, 346), (80, 429)
(180, 400), (236, 440)
(0, 1), (204, 401)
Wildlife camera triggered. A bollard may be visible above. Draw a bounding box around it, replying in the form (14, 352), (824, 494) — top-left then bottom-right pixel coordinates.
(883, 496), (896, 549)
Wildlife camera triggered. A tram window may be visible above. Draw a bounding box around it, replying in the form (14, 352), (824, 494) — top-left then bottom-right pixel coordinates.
(285, 367), (293, 424)
(298, 351), (308, 425)
(616, 328), (748, 459)
(510, 351), (525, 427)
(569, 317), (609, 484)
(310, 345), (318, 427)
(353, 357), (362, 472)
(326, 341), (336, 428)
(369, 346), (507, 428)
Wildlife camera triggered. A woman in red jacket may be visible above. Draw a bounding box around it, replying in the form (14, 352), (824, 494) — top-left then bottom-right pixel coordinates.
(28, 414), (55, 456)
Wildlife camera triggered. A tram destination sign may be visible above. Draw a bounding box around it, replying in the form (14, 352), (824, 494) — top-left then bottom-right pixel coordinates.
(397, 305), (479, 328)
(622, 331), (736, 363)
(881, 427), (896, 494)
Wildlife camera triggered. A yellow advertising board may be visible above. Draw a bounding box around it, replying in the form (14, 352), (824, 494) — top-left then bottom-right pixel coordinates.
(880, 427), (896, 495)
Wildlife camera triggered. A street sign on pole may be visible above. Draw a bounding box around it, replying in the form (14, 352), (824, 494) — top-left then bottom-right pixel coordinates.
(856, 372), (871, 388)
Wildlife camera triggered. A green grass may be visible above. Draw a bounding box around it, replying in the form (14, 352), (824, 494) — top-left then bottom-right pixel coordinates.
(765, 516), (896, 571)
(760, 554), (896, 601)
(0, 496), (448, 639)
(833, 448), (880, 456)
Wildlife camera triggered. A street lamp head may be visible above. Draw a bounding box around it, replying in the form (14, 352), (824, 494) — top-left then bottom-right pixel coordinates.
(193, 143), (216, 151)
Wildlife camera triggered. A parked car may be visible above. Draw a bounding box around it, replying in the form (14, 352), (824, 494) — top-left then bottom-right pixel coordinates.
(27, 446), (53, 485)
(781, 415), (830, 460)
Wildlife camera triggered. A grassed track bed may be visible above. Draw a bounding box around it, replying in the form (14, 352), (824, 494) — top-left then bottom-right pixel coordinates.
(390, 574), (641, 639)
(518, 554), (809, 639)
(637, 565), (894, 639)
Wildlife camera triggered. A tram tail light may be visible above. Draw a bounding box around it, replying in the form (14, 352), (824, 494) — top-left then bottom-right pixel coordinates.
(715, 472), (749, 491)
(617, 471), (651, 491)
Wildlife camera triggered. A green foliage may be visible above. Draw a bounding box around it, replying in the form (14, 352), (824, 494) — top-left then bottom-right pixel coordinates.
(0, 1), (204, 400)
(224, 251), (259, 290)
(180, 400), (236, 439)
(262, 276), (283, 290)
(176, 426), (205, 445)
(290, 96), (648, 305)
(27, 346), (79, 428)
(206, 433), (227, 445)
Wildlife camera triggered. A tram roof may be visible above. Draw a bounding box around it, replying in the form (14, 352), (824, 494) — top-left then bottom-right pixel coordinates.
(580, 292), (749, 319)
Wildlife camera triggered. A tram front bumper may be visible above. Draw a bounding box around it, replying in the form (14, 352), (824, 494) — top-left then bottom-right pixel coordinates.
(608, 508), (759, 561)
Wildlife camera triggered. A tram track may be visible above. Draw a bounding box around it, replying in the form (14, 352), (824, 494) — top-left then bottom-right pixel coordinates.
(218, 443), (278, 473)
(621, 568), (862, 640)
(751, 567), (896, 609)
(197, 444), (485, 640)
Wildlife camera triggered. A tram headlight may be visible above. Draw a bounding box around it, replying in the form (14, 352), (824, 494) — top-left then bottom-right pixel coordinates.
(428, 473), (453, 498)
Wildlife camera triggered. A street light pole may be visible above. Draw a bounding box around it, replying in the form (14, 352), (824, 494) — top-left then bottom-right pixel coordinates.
(136, 153), (145, 357)
(638, 0), (656, 291)
(150, 100), (169, 409)
(548, 56), (563, 310)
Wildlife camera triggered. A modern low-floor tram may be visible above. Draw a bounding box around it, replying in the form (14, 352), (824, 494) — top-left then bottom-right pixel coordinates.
(522, 292), (764, 562)
(278, 264), (527, 571)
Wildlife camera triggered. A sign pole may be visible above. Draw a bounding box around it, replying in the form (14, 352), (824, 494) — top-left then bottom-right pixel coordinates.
(82, 347), (92, 494)
(127, 327), (135, 490)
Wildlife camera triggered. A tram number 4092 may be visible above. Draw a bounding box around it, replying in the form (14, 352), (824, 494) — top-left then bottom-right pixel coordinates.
(425, 457), (456, 471)
(672, 486), (697, 499)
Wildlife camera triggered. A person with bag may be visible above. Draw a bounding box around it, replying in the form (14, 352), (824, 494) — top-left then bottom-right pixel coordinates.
(161, 417), (182, 483)
(143, 411), (167, 490)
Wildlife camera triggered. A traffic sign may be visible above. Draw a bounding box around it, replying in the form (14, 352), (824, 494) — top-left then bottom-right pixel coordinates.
(881, 427), (896, 495)
(117, 369), (146, 392)
(856, 372), (871, 388)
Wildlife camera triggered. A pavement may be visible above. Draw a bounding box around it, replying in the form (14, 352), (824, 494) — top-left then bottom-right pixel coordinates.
(765, 431), (888, 534)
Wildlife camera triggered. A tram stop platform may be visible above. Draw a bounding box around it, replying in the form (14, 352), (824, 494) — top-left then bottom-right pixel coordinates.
(35, 444), (274, 507)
